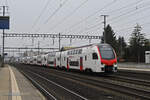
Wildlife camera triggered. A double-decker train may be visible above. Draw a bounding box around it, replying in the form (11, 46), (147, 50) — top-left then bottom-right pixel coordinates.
(19, 43), (117, 73)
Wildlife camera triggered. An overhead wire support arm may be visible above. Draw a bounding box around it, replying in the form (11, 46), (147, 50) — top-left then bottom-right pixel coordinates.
(4, 47), (59, 50)
(4, 33), (102, 39)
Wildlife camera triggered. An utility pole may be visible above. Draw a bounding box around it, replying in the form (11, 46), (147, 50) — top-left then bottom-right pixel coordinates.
(2, 6), (6, 67)
(58, 33), (61, 68)
(101, 15), (108, 43)
(58, 33), (61, 51)
(38, 41), (40, 55)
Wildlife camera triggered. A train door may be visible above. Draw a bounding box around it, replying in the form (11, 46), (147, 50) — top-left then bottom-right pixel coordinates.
(54, 58), (56, 68)
(61, 55), (64, 68)
(67, 58), (69, 70)
(60, 52), (61, 68)
(80, 57), (83, 71)
(90, 52), (99, 71)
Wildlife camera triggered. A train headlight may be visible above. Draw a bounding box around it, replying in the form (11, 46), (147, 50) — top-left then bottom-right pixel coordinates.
(113, 63), (117, 67)
(101, 63), (105, 66)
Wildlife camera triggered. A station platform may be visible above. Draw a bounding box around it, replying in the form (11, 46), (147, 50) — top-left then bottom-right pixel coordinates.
(0, 65), (46, 100)
(118, 62), (150, 71)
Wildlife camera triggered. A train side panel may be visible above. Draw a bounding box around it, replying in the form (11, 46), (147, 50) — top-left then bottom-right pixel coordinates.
(63, 46), (104, 72)
(47, 52), (56, 67)
(19, 43), (117, 73)
(41, 54), (47, 66)
(37, 55), (42, 66)
(60, 51), (67, 69)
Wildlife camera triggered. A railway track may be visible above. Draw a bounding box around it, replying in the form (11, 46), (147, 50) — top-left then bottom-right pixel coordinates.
(110, 75), (150, 87)
(115, 69), (150, 81)
(18, 67), (88, 100)
(15, 65), (126, 100)
(27, 65), (150, 89)
(20, 70), (57, 100)
(14, 64), (150, 100)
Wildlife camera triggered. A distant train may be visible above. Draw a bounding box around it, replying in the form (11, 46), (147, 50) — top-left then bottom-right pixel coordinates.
(19, 43), (117, 73)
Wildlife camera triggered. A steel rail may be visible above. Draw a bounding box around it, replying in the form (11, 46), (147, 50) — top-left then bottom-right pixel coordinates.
(28, 65), (150, 100)
(20, 70), (57, 100)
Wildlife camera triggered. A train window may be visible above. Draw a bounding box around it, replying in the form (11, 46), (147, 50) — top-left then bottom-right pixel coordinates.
(79, 49), (82, 54)
(85, 56), (87, 61)
(99, 46), (115, 60)
(37, 61), (41, 63)
(48, 61), (54, 64)
(69, 61), (79, 66)
(92, 53), (98, 60)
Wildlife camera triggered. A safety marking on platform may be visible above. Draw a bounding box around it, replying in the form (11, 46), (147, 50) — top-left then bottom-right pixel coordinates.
(8, 65), (22, 100)
(119, 67), (150, 71)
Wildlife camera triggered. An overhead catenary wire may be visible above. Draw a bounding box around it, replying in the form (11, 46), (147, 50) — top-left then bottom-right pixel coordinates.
(111, 11), (150, 30)
(107, 3), (150, 34)
(109, 1), (150, 23)
(44, 0), (69, 24)
(114, 20), (150, 37)
(67, 0), (146, 35)
(62, 0), (119, 33)
(92, 0), (150, 38)
(49, 0), (89, 31)
(35, 0), (69, 32)
(5, 0), (150, 49)
(108, 1), (150, 35)
(31, 0), (52, 31)
(70, 0), (143, 35)
(106, 0), (144, 15)
(77, 0), (146, 34)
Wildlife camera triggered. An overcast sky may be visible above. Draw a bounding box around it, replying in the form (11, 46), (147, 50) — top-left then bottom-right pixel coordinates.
(0, 0), (150, 56)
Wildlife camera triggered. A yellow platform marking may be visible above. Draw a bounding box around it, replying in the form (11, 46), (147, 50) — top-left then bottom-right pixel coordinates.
(119, 67), (150, 71)
(8, 65), (22, 100)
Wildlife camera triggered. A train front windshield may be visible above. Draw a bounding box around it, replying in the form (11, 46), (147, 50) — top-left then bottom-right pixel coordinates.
(98, 45), (115, 60)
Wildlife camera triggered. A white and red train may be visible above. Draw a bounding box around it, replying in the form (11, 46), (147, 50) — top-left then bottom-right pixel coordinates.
(19, 43), (117, 73)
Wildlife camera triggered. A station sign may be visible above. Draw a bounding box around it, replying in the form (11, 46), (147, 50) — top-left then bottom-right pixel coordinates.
(0, 16), (9, 29)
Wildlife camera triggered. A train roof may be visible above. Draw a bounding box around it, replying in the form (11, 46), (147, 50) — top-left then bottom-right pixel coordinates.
(61, 43), (109, 51)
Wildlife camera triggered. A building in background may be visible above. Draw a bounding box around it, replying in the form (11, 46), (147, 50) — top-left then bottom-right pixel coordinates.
(145, 51), (150, 64)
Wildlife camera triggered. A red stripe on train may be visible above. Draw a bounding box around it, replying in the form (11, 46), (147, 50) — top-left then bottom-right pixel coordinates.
(80, 57), (83, 71)
(80, 65), (83, 71)
(67, 58), (69, 70)
(101, 59), (117, 66)
(54, 59), (56, 68)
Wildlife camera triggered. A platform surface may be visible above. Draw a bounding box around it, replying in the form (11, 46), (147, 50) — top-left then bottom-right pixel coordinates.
(118, 62), (150, 71)
(0, 65), (46, 100)
(0, 66), (11, 100)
